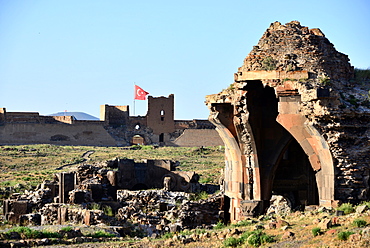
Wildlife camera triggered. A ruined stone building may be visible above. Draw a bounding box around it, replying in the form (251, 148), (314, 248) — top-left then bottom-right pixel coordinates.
(206, 21), (370, 222)
(0, 94), (222, 147)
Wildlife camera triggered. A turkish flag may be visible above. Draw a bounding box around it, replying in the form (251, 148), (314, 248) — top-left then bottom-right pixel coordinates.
(134, 85), (149, 100)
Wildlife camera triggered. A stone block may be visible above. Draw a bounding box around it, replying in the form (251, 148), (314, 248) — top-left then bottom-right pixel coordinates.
(58, 173), (75, 203)
(13, 201), (28, 216)
(240, 200), (263, 217)
(355, 205), (368, 214)
(19, 213), (41, 226)
(57, 207), (68, 225)
(318, 218), (332, 230)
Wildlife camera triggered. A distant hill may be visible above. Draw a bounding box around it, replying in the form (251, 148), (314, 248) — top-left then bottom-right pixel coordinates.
(47, 112), (100, 121)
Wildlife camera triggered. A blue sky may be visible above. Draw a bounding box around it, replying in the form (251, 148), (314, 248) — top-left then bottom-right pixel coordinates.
(1, 0), (369, 120)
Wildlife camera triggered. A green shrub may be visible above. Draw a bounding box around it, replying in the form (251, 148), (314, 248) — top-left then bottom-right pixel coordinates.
(41, 231), (62, 238)
(199, 177), (212, 184)
(231, 219), (252, 227)
(103, 205), (114, 217)
(337, 231), (354, 241)
(312, 227), (322, 237)
(60, 226), (73, 232)
(6, 226), (42, 239)
(88, 230), (115, 238)
(248, 233), (262, 247)
(353, 219), (367, 227)
(161, 232), (174, 239)
(319, 76), (331, 86)
(213, 220), (225, 230)
(223, 236), (240, 247)
(190, 191), (209, 201)
(89, 203), (100, 210)
(337, 203), (355, 215)
(237, 230), (274, 247)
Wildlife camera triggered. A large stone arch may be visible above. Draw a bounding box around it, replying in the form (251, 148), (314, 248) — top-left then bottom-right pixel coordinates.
(276, 111), (335, 206)
(208, 82), (336, 222)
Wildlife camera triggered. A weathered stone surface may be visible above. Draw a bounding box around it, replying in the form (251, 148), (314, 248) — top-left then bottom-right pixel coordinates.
(205, 20), (370, 223)
(0, 94), (223, 147)
(281, 231), (295, 239)
(356, 204), (368, 214)
(317, 218), (332, 230)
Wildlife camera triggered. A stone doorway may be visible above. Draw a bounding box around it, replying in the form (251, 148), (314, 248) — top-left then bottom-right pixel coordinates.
(131, 135), (145, 145)
(207, 79), (334, 222)
(272, 139), (319, 208)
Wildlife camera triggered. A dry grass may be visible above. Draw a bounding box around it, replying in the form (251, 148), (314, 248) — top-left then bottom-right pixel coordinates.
(0, 144), (224, 191)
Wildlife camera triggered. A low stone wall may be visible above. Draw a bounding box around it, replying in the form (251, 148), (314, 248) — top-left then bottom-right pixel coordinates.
(173, 129), (223, 147)
(0, 123), (117, 146)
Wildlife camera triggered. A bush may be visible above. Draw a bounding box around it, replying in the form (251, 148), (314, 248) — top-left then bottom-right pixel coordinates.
(6, 227), (42, 239)
(312, 227), (322, 237)
(248, 233), (262, 247)
(213, 220), (225, 230)
(337, 203), (355, 215)
(190, 191), (209, 201)
(89, 203), (100, 210)
(231, 219), (252, 228)
(87, 230), (115, 238)
(236, 230), (274, 247)
(223, 236), (240, 247)
(103, 205), (114, 217)
(60, 226), (73, 232)
(41, 231), (62, 238)
(337, 231), (354, 241)
(353, 219), (367, 227)
(161, 232), (174, 239)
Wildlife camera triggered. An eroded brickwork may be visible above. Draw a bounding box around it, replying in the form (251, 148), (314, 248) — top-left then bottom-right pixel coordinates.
(206, 21), (370, 222)
(0, 95), (222, 147)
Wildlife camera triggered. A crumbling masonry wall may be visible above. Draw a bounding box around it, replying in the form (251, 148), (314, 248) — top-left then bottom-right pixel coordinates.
(0, 94), (223, 147)
(206, 21), (370, 222)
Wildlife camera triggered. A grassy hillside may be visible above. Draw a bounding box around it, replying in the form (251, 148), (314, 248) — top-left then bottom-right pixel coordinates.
(0, 144), (224, 191)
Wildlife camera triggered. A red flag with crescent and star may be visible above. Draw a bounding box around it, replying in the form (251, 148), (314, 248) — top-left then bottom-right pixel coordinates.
(134, 85), (149, 100)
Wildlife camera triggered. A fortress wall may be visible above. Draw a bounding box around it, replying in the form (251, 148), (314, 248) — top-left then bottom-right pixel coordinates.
(0, 122), (117, 146)
(173, 129), (223, 147)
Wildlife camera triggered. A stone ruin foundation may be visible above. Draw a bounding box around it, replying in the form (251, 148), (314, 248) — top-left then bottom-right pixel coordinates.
(3, 158), (222, 235)
(206, 21), (370, 222)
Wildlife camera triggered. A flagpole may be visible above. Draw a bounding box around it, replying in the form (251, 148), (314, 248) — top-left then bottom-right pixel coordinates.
(133, 83), (136, 116)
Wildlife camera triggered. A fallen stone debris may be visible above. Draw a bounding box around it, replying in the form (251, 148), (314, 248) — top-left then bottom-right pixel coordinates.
(1, 157), (224, 247)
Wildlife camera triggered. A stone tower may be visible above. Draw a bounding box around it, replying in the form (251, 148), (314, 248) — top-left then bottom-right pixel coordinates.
(146, 94), (175, 143)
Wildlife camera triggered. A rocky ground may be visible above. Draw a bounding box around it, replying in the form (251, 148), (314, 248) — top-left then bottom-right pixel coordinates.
(2, 202), (370, 247)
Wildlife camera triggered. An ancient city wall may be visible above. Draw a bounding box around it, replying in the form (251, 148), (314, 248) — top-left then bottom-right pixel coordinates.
(0, 122), (117, 146)
(0, 97), (223, 147)
(173, 129), (223, 147)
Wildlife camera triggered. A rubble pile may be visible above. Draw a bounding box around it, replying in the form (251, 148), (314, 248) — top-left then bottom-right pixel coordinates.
(240, 21), (353, 82)
(39, 203), (105, 226)
(178, 194), (223, 228)
(4, 187), (54, 214)
(2, 156), (223, 240)
(116, 190), (222, 231)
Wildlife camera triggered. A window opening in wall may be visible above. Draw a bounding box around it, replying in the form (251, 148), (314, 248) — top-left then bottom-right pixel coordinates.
(159, 133), (164, 142)
(160, 110), (165, 121)
(135, 124), (140, 130)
